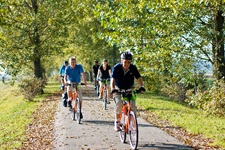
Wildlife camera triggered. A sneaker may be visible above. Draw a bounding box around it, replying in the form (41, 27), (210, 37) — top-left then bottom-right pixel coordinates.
(68, 101), (72, 111)
(80, 112), (83, 119)
(114, 121), (121, 131)
(61, 85), (64, 90)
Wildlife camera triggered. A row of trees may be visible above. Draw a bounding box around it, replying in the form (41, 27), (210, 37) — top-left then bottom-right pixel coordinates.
(0, 0), (224, 115)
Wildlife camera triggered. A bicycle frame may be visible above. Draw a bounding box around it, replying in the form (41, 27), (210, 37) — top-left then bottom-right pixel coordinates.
(117, 89), (139, 150)
(120, 90), (136, 132)
(71, 84), (79, 110)
(69, 83), (83, 124)
(122, 100), (131, 133)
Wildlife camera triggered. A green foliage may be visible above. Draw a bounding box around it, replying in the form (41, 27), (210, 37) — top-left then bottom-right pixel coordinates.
(18, 76), (45, 101)
(0, 0), (73, 77)
(159, 74), (187, 102)
(1, 0), (225, 116)
(93, 0), (225, 85)
(187, 79), (225, 116)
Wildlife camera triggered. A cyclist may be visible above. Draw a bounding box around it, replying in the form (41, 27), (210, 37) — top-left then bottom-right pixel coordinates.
(92, 60), (99, 89)
(59, 60), (69, 90)
(97, 59), (112, 103)
(111, 52), (145, 131)
(64, 56), (87, 118)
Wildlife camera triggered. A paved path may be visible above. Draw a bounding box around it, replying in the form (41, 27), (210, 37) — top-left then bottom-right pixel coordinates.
(52, 85), (193, 150)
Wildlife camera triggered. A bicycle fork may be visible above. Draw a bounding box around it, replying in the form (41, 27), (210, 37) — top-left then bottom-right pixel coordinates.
(123, 102), (131, 133)
(72, 90), (78, 111)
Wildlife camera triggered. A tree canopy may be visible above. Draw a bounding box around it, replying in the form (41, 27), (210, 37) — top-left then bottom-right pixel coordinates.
(0, 0), (225, 84)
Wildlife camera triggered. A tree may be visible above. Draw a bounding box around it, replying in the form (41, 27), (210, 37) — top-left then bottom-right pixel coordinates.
(93, 0), (225, 82)
(64, 0), (121, 72)
(0, 0), (71, 78)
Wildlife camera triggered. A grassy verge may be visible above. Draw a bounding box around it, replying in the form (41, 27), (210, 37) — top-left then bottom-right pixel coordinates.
(0, 82), (59, 149)
(136, 92), (225, 149)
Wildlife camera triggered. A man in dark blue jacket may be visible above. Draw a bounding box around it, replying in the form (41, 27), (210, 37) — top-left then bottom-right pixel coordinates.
(111, 52), (145, 131)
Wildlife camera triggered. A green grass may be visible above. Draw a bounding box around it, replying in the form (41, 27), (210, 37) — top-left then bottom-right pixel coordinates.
(1, 81), (224, 149)
(136, 92), (225, 148)
(0, 82), (60, 149)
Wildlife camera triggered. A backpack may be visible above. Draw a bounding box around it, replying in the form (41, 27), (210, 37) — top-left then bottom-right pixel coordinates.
(62, 91), (68, 107)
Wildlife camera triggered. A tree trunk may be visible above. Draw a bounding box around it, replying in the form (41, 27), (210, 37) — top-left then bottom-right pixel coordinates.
(111, 44), (119, 65)
(212, 10), (225, 80)
(32, 0), (43, 79)
(34, 57), (43, 79)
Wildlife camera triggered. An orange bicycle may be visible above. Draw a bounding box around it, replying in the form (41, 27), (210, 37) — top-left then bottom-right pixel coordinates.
(116, 89), (141, 150)
(68, 82), (84, 124)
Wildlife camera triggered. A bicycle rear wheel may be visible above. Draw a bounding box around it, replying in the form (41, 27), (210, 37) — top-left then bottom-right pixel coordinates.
(128, 110), (138, 150)
(76, 98), (81, 124)
(119, 111), (126, 143)
(103, 90), (107, 110)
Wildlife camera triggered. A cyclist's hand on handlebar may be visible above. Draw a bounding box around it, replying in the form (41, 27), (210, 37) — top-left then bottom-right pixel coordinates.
(111, 89), (118, 94)
(138, 87), (146, 93)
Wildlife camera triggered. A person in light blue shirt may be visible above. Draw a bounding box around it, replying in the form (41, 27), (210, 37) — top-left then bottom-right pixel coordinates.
(59, 60), (68, 90)
(64, 56), (87, 118)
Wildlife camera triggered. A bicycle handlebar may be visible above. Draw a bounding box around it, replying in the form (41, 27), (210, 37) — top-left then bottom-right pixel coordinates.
(112, 88), (142, 94)
(97, 78), (110, 82)
(118, 89), (141, 94)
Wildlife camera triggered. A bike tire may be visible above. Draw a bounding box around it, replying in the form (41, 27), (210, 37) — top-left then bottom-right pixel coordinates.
(96, 85), (100, 96)
(128, 110), (138, 150)
(76, 98), (81, 124)
(119, 111), (126, 143)
(103, 90), (107, 110)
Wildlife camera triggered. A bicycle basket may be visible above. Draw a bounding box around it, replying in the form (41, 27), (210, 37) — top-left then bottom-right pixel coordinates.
(121, 91), (136, 101)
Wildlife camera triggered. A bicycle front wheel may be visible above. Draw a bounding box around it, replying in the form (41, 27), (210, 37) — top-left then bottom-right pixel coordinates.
(76, 98), (81, 124)
(103, 90), (107, 110)
(119, 111), (126, 143)
(128, 110), (138, 150)
(96, 85), (100, 96)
